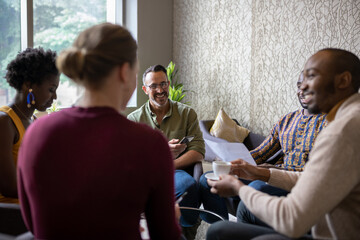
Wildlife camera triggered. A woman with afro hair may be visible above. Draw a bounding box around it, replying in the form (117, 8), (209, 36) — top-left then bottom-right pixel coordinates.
(0, 47), (59, 203)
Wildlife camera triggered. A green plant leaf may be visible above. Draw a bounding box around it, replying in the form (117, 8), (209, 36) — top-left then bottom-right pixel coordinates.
(178, 95), (185, 102)
(173, 90), (179, 100)
(169, 86), (174, 95)
(174, 83), (183, 89)
(166, 60), (191, 105)
(46, 100), (61, 114)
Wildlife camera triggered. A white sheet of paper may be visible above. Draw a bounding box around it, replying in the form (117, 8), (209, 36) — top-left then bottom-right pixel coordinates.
(206, 139), (256, 165)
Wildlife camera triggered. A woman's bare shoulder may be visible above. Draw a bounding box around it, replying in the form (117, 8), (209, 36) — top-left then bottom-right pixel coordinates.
(0, 111), (12, 123)
(0, 111), (11, 123)
(0, 111), (16, 138)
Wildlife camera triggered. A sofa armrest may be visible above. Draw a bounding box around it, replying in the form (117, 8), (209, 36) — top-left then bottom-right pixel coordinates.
(243, 132), (266, 151)
(199, 120), (228, 143)
(183, 161), (203, 183)
(192, 162), (203, 183)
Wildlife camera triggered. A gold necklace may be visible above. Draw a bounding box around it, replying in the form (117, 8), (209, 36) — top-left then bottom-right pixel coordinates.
(13, 104), (33, 122)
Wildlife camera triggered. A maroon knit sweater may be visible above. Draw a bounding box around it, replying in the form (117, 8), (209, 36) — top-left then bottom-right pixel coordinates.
(18, 106), (181, 239)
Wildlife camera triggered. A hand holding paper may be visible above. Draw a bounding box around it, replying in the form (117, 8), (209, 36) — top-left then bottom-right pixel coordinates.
(230, 159), (270, 182)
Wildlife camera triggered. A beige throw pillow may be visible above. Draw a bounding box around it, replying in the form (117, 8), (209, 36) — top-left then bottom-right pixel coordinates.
(210, 108), (250, 143)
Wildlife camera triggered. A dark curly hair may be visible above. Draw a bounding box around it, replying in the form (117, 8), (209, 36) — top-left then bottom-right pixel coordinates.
(5, 47), (58, 91)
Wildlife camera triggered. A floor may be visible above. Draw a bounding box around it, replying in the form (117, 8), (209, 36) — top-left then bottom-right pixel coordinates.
(140, 217), (210, 240)
(195, 220), (210, 240)
(195, 211), (237, 240)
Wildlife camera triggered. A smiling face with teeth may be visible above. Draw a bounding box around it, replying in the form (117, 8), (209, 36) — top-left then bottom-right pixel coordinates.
(142, 71), (170, 109)
(296, 71), (308, 109)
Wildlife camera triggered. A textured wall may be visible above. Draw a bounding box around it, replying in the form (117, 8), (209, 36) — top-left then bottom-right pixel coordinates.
(173, 0), (360, 135)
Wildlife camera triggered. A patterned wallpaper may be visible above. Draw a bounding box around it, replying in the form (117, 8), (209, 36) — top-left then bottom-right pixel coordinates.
(173, 0), (360, 136)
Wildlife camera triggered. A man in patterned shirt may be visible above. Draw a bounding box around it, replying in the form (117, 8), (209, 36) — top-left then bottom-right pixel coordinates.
(207, 48), (360, 240)
(199, 72), (327, 222)
(251, 71), (327, 171)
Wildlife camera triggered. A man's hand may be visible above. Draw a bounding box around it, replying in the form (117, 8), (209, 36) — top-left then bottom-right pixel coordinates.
(207, 175), (244, 197)
(230, 159), (270, 182)
(168, 139), (187, 159)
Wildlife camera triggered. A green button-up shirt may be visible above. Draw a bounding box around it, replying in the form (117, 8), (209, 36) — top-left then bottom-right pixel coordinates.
(127, 100), (205, 157)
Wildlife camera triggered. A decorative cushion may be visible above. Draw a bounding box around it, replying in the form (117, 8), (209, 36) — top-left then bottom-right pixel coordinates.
(210, 108), (250, 143)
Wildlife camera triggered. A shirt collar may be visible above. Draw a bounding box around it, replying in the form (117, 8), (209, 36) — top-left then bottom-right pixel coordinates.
(300, 109), (309, 117)
(146, 99), (173, 118)
(146, 101), (155, 116)
(325, 97), (349, 122)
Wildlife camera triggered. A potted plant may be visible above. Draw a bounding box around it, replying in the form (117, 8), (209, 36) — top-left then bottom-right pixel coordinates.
(166, 61), (190, 105)
(33, 100), (61, 118)
(46, 99), (60, 114)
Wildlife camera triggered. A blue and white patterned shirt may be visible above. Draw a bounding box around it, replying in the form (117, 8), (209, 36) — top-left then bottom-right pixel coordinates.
(251, 109), (327, 171)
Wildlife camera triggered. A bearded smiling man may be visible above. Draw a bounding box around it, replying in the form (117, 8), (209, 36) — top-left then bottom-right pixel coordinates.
(128, 65), (205, 239)
(206, 48), (360, 240)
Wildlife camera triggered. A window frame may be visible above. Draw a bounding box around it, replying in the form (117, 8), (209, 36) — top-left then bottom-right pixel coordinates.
(20, 0), (124, 50)
(18, 0), (137, 108)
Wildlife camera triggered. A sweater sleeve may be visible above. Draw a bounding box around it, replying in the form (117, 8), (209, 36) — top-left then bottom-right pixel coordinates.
(267, 168), (301, 191)
(240, 127), (360, 238)
(17, 139), (33, 232)
(145, 132), (181, 239)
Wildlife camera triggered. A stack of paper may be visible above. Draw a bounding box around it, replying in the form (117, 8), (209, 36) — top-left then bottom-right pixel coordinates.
(206, 140), (256, 165)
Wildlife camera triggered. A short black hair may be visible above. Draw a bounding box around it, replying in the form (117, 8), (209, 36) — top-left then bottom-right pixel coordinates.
(320, 48), (360, 92)
(142, 64), (167, 85)
(5, 47), (58, 91)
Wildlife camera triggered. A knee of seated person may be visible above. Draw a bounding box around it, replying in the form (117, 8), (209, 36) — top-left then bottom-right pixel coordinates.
(248, 180), (267, 191)
(186, 179), (198, 193)
(206, 221), (228, 240)
(236, 201), (248, 222)
(199, 171), (211, 188)
(177, 171), (197, 189)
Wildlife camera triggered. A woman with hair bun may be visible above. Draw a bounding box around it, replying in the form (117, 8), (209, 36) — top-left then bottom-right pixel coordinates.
(18, 23), (181, 239)
(0, 47), (59, 203)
